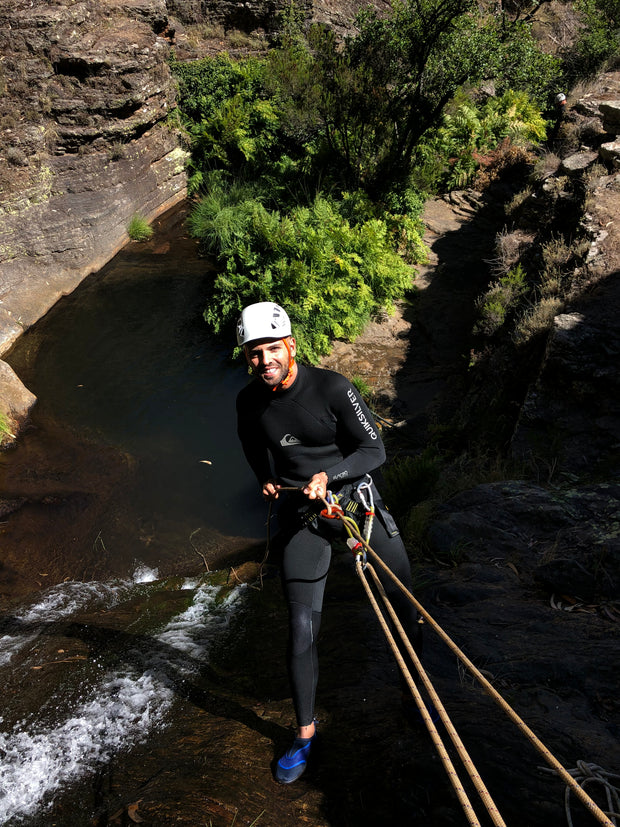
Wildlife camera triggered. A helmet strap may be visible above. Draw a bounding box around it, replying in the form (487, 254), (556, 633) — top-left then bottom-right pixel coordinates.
(273, 337), (296, 391)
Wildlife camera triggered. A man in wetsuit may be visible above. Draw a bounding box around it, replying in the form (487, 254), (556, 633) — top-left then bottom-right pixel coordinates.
(235, 301), (419, 784)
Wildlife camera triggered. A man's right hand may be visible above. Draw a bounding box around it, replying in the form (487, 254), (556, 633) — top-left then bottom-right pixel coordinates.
(262, 480), (280, 500)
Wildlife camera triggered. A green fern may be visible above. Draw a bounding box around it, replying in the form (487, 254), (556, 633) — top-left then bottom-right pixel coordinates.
(194, 190), (421, 362)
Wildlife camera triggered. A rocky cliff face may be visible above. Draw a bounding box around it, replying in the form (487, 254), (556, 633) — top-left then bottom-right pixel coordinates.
(0, 0), (184, 343)
(0, 0), (187, 438)
(166, 0), (383, 40)
(510, 78), (620, 479)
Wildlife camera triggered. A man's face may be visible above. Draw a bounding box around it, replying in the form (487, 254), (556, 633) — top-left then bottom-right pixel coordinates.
(246, 337), (296, 388)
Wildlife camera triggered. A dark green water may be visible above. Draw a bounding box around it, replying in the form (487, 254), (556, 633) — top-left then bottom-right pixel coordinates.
(5, 203), (265, 576)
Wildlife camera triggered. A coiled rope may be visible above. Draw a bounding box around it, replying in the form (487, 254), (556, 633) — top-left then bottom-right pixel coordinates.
(538, 762), (620, 827)
(332, 504), (615, 827)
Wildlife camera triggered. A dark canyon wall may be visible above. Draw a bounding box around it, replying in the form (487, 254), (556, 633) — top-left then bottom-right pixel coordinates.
(0, 0), (181, 355)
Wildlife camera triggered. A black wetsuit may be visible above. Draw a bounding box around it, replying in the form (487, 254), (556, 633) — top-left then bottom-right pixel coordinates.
(237, 364), (419, 727)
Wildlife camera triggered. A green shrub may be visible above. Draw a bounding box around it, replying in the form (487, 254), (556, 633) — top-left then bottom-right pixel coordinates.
(563, 0), (620, 85)
(127, 213), (153, 242)
(195, 188), (423, 362)
(170, 53), (266, 125)
(514, 296), (563, 344)
(170, 54), (285, 189)
(474, 264), (527, 337)
(412, 90), (547, 193)
(351, 375), (372, 400)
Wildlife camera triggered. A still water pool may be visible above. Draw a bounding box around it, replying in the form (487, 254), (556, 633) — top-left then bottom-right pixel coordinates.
(5, 202), (265, 550)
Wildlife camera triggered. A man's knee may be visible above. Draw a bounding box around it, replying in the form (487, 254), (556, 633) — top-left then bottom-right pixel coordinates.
(288, 603), (316, 657)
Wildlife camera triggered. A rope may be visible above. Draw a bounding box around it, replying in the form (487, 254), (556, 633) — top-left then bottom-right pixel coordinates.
(357, 555), (506, 827)
(258, 485), (614, 826)
(539, 762), (620, 827)
(334, 508), (616, 827)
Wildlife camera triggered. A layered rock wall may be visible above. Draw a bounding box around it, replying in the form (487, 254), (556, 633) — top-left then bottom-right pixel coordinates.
(0, 0), (190, 438)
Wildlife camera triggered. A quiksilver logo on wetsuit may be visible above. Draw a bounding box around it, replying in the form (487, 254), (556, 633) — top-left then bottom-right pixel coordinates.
(347, 389), (378, 440)
(280, 433), (302, 447)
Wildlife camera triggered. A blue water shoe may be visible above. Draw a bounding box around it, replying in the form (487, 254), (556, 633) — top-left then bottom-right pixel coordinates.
(275, 731), (316, 784)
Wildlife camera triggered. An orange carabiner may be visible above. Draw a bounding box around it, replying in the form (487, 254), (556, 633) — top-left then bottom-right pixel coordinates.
(320, 503), (344, 520)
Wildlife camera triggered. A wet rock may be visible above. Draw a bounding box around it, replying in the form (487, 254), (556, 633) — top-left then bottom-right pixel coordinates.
(0, 359), (36, 446)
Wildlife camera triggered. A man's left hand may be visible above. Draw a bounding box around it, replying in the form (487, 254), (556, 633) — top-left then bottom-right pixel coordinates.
(303, 471), (328, 500)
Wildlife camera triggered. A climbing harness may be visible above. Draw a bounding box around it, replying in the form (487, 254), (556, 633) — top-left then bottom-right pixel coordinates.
(317, 474), (375, 545)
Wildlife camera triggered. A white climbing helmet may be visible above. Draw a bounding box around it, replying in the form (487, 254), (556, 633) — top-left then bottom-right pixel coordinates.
(236, 302), (292, 346)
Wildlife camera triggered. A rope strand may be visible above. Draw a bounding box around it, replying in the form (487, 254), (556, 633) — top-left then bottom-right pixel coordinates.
(362, 559), (507, 827)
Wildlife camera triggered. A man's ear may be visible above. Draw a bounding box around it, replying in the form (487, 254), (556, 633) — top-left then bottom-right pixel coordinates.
(289, 336), (296, 359)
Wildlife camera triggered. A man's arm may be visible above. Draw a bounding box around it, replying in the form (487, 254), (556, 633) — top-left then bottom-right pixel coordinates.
(321, 374), (386, 484)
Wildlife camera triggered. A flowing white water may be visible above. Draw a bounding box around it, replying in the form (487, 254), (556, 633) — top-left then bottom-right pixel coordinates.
(0, 568), (245, 824)
(0, 566), (159, 668)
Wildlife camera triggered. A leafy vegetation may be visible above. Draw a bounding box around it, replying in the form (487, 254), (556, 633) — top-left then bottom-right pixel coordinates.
(169, 0), (616, 360)
(193, 185), (422, 362)
(127, 213), (153, 242)
(412, 90), (548, 191)
(563, 0), (620, 85)
(474, 264), (528, 337)
(0, 411), (15, 440)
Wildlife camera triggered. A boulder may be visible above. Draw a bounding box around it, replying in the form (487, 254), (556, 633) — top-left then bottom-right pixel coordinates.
(0, 359), (36, 446)
(599, 100), (620, 132)
(559, 150), (599, 175)
(600, 139), (620, 167)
